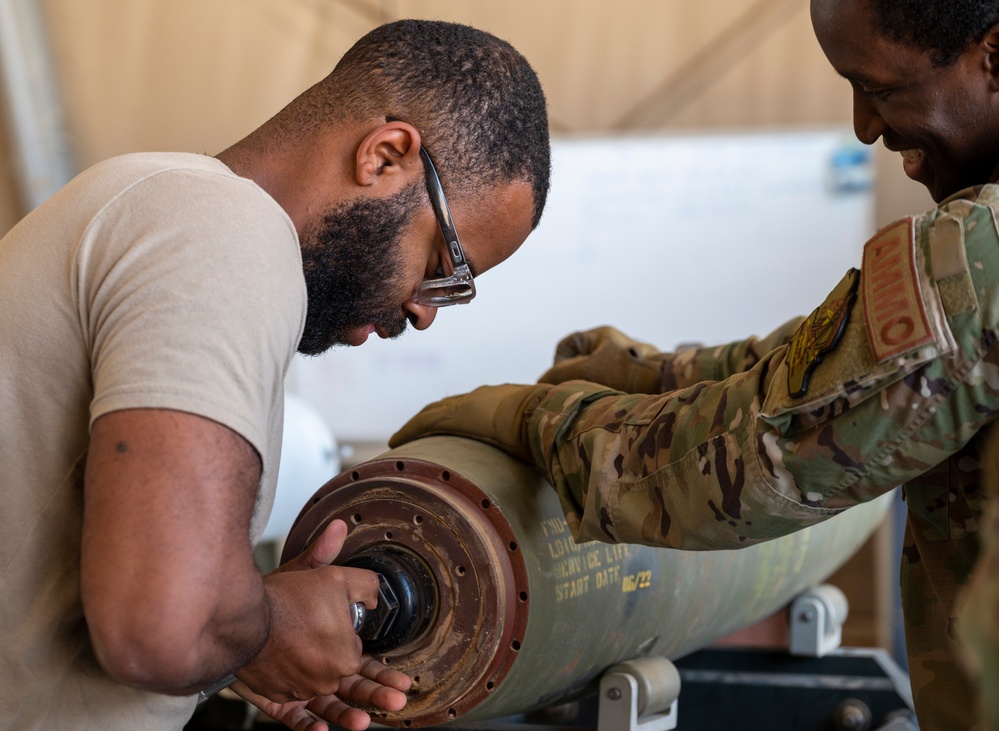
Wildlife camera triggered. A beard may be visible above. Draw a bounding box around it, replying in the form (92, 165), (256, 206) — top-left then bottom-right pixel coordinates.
(297, 182), (423, 355)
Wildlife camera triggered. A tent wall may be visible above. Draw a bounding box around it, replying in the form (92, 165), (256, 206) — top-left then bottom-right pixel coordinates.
(0, 0), (931, 236)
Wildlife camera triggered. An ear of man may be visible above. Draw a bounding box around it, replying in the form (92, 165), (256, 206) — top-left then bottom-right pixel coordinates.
(354, 120), (423, 193)
(978, 23), (999, 90)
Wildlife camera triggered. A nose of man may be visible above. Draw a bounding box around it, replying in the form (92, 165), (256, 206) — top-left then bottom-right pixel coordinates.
(403, 300), (439, 331)
(852, 89), (887, 146)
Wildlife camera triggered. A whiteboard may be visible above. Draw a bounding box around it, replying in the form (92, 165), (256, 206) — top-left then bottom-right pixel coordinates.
(291, 129), (875, 442)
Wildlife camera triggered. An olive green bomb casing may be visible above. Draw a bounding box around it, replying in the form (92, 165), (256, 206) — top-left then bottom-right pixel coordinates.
(282, 437), (891, 728)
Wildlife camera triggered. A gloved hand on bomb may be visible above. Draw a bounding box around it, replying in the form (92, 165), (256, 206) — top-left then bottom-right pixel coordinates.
(389, 382), (552, 462)
(538, 325), (669, 393)
(388, 327), (653, 460)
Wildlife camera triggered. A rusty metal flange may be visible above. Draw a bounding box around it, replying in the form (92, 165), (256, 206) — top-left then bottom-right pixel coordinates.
(282, 456), (531, 727)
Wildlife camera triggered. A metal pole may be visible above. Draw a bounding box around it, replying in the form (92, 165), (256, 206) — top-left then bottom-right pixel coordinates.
(0, 0), (75, 213)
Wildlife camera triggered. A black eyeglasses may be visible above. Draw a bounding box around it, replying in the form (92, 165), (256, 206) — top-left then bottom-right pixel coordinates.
(417, 146), (476, 307)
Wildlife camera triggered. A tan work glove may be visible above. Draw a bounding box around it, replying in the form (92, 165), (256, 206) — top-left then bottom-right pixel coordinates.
(389, 384), (551, 463)
(538, 326), (665, 393)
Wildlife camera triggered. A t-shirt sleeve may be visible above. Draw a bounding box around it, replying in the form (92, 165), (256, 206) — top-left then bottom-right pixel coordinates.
(76, 166), (306, 477)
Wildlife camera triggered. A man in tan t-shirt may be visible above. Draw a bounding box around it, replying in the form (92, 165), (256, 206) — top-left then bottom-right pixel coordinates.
(0, 20), (551, 731)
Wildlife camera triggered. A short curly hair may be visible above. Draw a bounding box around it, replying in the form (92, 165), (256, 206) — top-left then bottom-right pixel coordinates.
(293, 20), (551, 229)
(870, 0), (999, 67)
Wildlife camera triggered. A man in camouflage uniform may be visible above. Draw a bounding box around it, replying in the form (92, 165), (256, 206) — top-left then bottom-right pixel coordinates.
(390, 0), (999, 728)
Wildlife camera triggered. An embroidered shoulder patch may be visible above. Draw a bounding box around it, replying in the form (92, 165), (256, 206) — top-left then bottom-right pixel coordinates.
(862, 217), (933, 362)
(787, 268), (859, 398)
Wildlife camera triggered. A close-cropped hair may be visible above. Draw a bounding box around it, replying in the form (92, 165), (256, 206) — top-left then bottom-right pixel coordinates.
(870, 0), (999, 66)
(306, 19), (551, 228)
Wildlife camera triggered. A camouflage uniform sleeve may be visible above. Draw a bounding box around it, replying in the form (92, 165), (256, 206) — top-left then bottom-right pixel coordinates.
(524, 186), (999, 551)
(661, 316), (806, 390)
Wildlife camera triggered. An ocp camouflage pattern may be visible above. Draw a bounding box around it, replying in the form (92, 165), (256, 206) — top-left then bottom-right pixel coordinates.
(523, 186), (999, 730)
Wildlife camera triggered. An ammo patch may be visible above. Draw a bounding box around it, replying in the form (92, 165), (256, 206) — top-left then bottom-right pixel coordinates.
(862, 218), (933, 362)
(787, 268), (859, 398)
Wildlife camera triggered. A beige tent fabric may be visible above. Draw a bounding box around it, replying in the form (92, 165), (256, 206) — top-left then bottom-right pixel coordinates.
(0, 0), (931, 235)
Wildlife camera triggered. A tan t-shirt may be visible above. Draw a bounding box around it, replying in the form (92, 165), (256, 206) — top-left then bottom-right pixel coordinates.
(0, 152), (306, 729)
